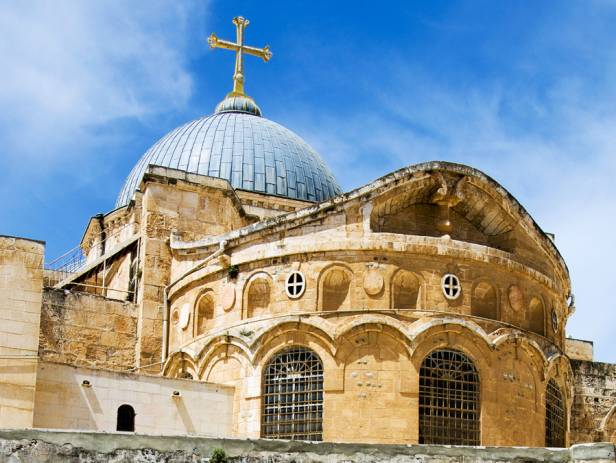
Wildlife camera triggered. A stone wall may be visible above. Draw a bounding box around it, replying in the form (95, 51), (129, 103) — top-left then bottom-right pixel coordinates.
(567, 338), (594, 361)
(32, 362), (234, 436)
(0, 430), (614, 463)
(39, 289), (137, 370)
(0, 235), (44, 429)
(571, 360), (616, 444)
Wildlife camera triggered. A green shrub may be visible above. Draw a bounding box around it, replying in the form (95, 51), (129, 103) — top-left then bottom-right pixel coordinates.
(210, 447), (228, 463)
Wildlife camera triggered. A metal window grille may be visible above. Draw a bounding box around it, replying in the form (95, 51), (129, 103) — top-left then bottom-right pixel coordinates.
(546, 379), (566, 447)
(261, 347), (323, 441)
(419, 349), (480, 445)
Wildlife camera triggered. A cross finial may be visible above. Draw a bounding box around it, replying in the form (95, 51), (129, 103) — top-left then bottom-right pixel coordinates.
(208, 16), (272, 97)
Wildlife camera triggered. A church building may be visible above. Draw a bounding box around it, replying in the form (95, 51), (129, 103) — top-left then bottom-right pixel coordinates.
(0, 17), (614, 449)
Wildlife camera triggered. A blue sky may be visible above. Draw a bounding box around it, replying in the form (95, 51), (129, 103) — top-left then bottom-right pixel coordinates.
(1, 1), (615, 362)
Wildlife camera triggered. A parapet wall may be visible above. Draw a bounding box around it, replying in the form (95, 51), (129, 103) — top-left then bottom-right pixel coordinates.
(39, 289), (138, 370)
(0, 430), (614, 463)
(0, 235), (44, 429)
(571, 359), (616, 444)
(32, 362), (234, 436)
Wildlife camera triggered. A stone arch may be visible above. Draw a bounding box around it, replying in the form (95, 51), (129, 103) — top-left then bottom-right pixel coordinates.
(334, 323), (416, 444)
(196, 336), (252, 379)
(471, 280), (498, 320)
(409, 317), (493, 359)
(391, 269), (421, 310)
(600, 404), (616, 443)
(195, 290), (215, 336)
(528, 296), (545, 336)
(202, 344), (248, 384)
(243, 272), (272, 319)
(319, 264), (353, 311)
(163, 351), (198, 378)
(252, 323), (336, 370)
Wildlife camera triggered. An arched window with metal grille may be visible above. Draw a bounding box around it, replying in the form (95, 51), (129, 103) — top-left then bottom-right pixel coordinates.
(546, 379), (566, 447)
(261, 347), (324, 441)
(419, 349), (481, 445)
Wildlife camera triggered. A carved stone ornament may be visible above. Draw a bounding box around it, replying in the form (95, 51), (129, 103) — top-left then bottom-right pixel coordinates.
(221, 284), (236, 311)
(508, 285), (524, 312)
(178, 303), (191, 330)
(363, 269), (384, 296)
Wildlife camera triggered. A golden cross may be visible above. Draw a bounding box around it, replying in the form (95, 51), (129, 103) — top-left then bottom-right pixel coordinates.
(208, 17), (272, 96)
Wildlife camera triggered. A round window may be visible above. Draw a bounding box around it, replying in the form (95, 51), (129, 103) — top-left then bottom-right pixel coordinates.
(442, 274), (461, 300)
(551, 309), (559, 333)
(286, 271), (306, 299)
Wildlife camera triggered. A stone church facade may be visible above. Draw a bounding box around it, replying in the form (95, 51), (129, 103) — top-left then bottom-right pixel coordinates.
(1, 16), (615, 451)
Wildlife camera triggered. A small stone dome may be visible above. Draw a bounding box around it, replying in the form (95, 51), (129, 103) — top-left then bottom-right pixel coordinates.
(116, 96), (342, 207)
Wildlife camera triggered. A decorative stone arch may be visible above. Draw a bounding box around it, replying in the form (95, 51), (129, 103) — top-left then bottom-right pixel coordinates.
(199, 342), (251, 384)
(410, 320), (493, 373)
(409, 317), (493, 358)
(163, 350), (198, 379)
(546, 354), (574, 403)
(492, 336), (545, 411)
(195, 335), (252, 379)
(318, 263), (354, 312)
(471, 279), (499, 320)
(600, 404), (616, 443)
(492, 331), (550, 373)
(248, 317), (336, 353)
(390, 268), (423, 311)
(528, 295), (546, 336)
(252, 323), (336, 371)
(242, 271), (273, 320)
(335, 322), (414, 362)
(194, 289), (216, 337)
(333, 314), (412, 345)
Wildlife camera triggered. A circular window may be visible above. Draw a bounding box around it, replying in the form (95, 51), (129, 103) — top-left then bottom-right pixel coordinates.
(442, 274), (461, 300)
(551, 309), (559, 333)
(286, 271), (306, 299)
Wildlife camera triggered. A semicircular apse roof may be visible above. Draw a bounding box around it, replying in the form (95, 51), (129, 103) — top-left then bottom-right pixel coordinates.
(116, 106), (342, 207)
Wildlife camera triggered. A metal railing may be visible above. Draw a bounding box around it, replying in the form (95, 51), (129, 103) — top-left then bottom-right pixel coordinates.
(44, 222), (135, 287)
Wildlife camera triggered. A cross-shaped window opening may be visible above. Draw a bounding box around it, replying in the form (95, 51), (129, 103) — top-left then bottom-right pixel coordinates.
(286, 272), (306, 299)
(442, 274), (461, 300)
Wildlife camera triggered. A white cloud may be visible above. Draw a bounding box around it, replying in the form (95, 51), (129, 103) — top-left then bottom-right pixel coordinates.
(0, 0), (203, 162)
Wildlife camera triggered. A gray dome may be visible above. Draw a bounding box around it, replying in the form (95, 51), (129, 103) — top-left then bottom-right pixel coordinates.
(116, 104), (342, 207)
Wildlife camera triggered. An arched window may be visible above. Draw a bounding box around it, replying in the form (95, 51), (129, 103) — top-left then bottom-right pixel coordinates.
(392, 270), (419, 310)
(116, 404), (135, 432)
(246, 277), (271, 318)
(196, 293), (215, 335)
(419, 349), (480, 445)
(321, 267), (351, 311)
(529, 297), (545, 336)
(261, 347), (323, 441)
(471, 281), (498, 320)
(546, 379), (566, 447)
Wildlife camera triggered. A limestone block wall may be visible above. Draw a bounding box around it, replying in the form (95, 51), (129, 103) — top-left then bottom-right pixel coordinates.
(167, 252), (563, 353)
(136, 170), (250, 370)
(0, 235), (44, 428)
(567, 338), (594, 361)
(33, 361), (234, 436)
(570, 360), (616, 444)
(39, 289), (137, 371)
